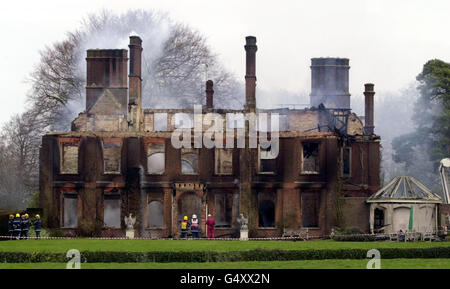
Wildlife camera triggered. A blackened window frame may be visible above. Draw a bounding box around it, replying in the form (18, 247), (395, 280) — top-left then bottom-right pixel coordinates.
(300, 141), (321, 175)
(258, 143), (277, 175)
(147, 198), (165, 229)
(103, 192), (121, 229)
(214, 193), (233, 228)
(59, 138), (80, 175)
(101, 138), (122, 175)
(301, 192), (320, 228)
(342, 146), (352, 178)
(214, 148), (233, 176)
(257, 192), (276, 228)
(61, 192), (79, 229)
(146, 139), (166, 175)
(181, 148), (199, 175)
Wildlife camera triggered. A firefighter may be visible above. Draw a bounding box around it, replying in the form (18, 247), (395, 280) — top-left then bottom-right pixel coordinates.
(8, 215), (14, 240)
(180, 216), (190, 239)
(206, 214), (215, 240)
(190, 214), (200, 239)
(34, 215), (42, 239)
(21, 214), (30, 239)
(12, 213), (22, 240)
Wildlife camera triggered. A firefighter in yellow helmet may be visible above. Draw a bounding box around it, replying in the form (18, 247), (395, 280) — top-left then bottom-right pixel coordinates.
(12, 214), (22, 240)
(180, 216), (190, 239)
(21, 214), (30, 240)
(8, 215), (14, 240)
(34, 215), (42, 239)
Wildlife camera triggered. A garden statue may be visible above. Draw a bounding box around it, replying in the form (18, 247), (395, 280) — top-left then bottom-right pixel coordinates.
(237, 213), (248, 241)
(237, 213), (248, 230)
(124, 213), (136, 239)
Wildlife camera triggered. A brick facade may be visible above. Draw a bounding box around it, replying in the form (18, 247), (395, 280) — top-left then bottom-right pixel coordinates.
(39, 36), (382, 238)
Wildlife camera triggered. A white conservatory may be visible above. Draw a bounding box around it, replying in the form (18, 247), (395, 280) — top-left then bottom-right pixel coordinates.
(367, 176), (442, 234)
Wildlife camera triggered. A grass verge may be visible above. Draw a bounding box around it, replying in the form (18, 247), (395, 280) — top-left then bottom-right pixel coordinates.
(0, 259), (449, 269)
(1, 239), (449, 253)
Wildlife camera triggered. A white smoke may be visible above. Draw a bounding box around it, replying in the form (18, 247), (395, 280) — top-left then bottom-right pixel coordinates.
(65, 10), (173, 122)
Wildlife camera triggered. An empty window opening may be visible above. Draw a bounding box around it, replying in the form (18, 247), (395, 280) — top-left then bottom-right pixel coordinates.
(104, 194), (121, 228)
(154, 113), (168, 131)
(301, 192), (320, 228)
(175, 113), (194, 128)
(301, 142), (320, 174)
(181, 148), (199, 174)
(147, 142), (165, 174)
(61, 143), (78, 174)
(178, 192), (201, 223)
(342, 147), (351, 177)
(374, 208), (385, 231)
(103, 141), (121, 173)
(226, 113), (245, 129)
(258, 193), (276, 227)
(215, 193), (232, 227)
(63, 194), (78, 228)
(215, 149), (233, 175)
(148, 200), (164, 228)
(258, 113), (270, 132)
(257, 113), (284, 132)
(259, 144), (277, 173)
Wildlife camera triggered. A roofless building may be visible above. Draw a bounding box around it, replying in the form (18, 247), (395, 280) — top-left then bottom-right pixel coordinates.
(39, 36), (382, 238)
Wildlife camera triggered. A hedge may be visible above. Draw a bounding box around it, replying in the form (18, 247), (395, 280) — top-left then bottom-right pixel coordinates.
(1, 247), (450, 263)
(331, 235), (382, 242)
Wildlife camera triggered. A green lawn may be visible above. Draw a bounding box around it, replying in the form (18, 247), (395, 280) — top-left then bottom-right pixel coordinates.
(0, 259), (449, 269)
(1, 239), (449, 253)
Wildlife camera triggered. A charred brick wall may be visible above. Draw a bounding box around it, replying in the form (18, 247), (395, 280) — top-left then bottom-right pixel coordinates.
(40, 132), (380, 237)
(40, 35), (382, 238)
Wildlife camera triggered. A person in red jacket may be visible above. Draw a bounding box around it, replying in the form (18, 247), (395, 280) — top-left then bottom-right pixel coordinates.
(206, 214), (215, 240)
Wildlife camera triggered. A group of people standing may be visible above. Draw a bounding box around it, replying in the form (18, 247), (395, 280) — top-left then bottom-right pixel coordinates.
(7, 213), (41, 240)
(180, 214), (216, 239)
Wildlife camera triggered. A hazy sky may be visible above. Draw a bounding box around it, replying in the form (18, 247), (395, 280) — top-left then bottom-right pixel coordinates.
(0, 0), (449, 125)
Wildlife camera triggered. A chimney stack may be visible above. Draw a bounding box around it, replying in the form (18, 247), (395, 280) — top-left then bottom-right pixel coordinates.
(364, 83), (375, 135)
(85, 49), (128, 112)
(128, 36), (143, 131)
(245, 36), (257, 112)
(310, 58), (350, 109)
(205, 80), (214, 108)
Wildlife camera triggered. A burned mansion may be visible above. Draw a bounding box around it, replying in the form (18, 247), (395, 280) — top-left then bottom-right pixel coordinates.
(39, 36), (381, 238)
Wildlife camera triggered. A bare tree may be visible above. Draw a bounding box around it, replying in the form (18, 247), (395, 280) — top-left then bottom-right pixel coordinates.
(0, 9), (243, 209)
(27, 33), (84, 131)
(27, 9), (242, 131)
(0, 111), (41, 209)
(148, 24), (242, 108)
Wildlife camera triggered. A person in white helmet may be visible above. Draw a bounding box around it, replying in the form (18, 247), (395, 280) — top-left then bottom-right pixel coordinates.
(190, 214), (200, 239)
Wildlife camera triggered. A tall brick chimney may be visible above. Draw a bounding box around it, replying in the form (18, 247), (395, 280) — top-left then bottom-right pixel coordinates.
(245, 36), (257, 112)
(364, 83), (375, 135)
(128, 36), (143, 131)
(85, 49), (128, 113)
(205, 80), (214, 108)
(310, 58), (350, 109)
